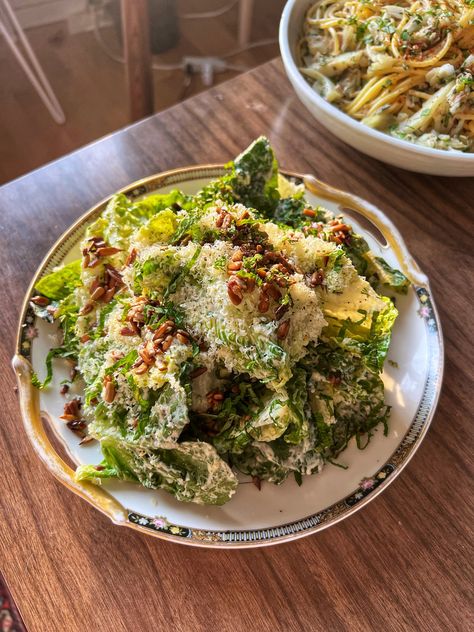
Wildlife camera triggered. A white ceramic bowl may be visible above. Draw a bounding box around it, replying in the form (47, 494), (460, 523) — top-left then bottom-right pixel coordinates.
(279, 0), (474, 176)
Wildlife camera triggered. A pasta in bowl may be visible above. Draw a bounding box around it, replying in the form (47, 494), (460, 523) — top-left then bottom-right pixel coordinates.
(280, 0), (474, 174)
(300, 0), (474, 151)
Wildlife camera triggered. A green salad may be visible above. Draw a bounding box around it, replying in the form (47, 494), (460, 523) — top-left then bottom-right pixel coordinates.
(31, 137), (408, 506)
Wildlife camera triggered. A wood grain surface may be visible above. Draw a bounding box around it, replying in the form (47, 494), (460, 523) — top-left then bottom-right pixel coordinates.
(0, 59), (473, 632)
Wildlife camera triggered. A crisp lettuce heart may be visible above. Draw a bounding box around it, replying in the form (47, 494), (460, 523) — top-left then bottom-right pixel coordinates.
(32, 137), (406, 505)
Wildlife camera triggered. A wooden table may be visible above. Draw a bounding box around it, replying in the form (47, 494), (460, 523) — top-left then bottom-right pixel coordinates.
(0, 59), (472, 632)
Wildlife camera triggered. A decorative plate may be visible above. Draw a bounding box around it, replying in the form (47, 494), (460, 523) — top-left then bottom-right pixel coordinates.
(13, 166), (443, 548)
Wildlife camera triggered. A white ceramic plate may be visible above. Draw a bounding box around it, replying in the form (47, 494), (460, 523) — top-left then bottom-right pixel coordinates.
(14, 166), (444, 547)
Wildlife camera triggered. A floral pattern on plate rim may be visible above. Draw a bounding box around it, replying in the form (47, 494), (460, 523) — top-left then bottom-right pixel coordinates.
(15, 167), (442, 545)
(18, 284), (441, 543)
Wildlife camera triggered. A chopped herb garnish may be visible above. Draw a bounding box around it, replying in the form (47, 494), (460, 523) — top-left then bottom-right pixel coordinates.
(31, 137), (403, 506)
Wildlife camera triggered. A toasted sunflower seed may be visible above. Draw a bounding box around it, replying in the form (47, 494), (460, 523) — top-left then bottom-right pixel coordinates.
(276, 319), (290, 339)
(30, 295), (50, 307)
(90, 286), (106, 301)
(190, 366), (207, 379)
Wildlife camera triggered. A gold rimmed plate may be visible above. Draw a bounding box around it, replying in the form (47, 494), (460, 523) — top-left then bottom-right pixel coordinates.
(13, 165), (443, 547)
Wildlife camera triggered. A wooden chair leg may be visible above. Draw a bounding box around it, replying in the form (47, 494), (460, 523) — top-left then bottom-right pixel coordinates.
(121, 0), (154, 121)
(238, 0), (254, 47)
(0, 0), (65, 124)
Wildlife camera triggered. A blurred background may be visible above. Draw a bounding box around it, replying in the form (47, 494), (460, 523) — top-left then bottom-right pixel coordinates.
(0, 0), (285, 184)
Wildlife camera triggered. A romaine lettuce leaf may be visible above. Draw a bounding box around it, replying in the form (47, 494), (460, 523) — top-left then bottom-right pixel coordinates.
(55, 292), (80, 347)
(132, 249), (179, 297)
(283, 367), (310, 444)
(86, 194), (134, 251)
(323, 296), (397, 371)
(35, 259), (81, 300)
(139, 382), (189, 444)
(192, 137), (280, 213)
(79, 338), (111, 394)
(247, 368), (309, 444)
(133, 190), (191, 215)
(319, 253), (398, 372)
(344, 233), (409, 294)
(248, 394), (292, 442)
(133, 243), (202, 300)
(303, 340), (390, 457)
(363, 296), (398, 371)
(234, 422), (323, 484)
(227, 136), (280, 214)
(367, 255), (410, 294)
(210, 317), (291, 389)
(76, 437), (238, 505)
(86, 191), (189, 252)
(83, 343), (192, 448)
(134, 209), (178, 246)
(75, 442), (139, 484)
(276, 173), (305, 199)
(209, 417), (253, 456)
(189, 380), (264, 456)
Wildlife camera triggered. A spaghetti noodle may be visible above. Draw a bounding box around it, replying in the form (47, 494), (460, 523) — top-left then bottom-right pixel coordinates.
(299, 0), (474, 151)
